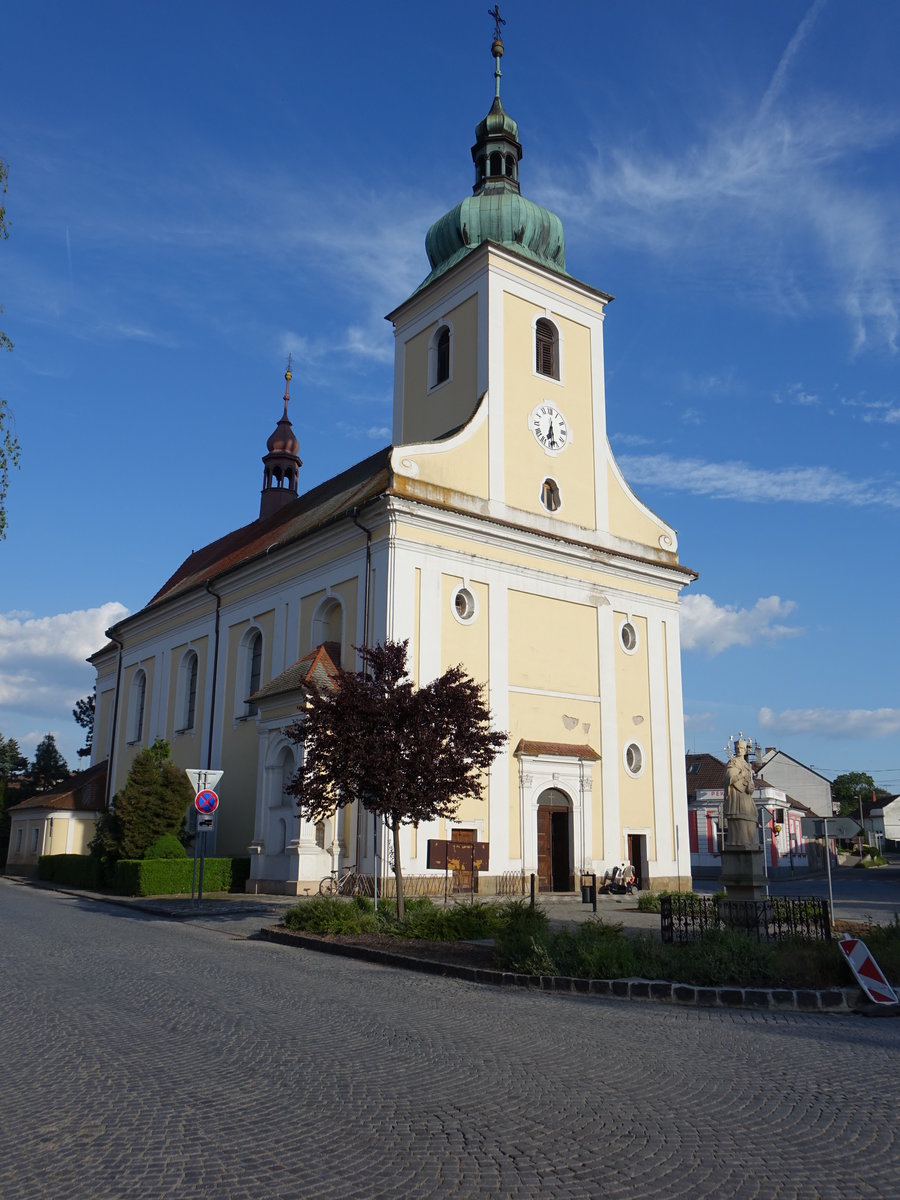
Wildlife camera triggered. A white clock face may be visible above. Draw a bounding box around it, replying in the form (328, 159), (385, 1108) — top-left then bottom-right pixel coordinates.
(530, 403), (569, 453)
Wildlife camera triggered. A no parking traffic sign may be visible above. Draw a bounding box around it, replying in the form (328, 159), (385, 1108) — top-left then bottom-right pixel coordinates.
(194, 789), (219, 814)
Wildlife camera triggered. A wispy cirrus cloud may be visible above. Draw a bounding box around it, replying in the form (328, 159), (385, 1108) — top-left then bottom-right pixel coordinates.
(759, 706), (900, 738)
(540, 3), (900, 352)
(619, 453), (900, 509)
(775, 383), (819, 407)
(681, 594), (801, 656)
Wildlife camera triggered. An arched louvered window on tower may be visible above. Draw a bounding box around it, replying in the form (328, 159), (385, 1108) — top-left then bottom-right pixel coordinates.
(535, 318), (559, 380)
(428, 322), (453, 390)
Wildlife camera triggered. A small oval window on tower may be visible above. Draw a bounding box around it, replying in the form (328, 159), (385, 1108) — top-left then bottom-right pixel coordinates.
(541, 478), (561, 512)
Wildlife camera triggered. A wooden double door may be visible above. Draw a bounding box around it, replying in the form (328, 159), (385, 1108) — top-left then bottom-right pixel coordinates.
(537, 791), (573, 892)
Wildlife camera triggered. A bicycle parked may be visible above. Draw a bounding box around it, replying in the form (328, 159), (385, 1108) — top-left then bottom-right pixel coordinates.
(318, 867), (372, 897)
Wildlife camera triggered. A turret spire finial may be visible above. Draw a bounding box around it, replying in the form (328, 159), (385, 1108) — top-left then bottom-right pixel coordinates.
(488, 5), (506, 99)
(284, 352), (293, 406)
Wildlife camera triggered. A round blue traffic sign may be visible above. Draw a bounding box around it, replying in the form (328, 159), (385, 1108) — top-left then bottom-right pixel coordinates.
(195, 789), (219, 814)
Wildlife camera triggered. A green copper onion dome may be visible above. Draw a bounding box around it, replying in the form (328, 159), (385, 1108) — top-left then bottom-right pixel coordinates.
(418, 33), (567, 291)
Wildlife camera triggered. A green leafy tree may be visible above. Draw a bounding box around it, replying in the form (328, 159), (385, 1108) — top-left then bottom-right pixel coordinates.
(288, 640), (506, 920)
(0, 158), (20, 540)
(0, 733), (27, 780)
(90, 738), (193, 861)
(31, 733), (69, 792)
(831, 771), (877, 818)
(73, 693), (95, 759)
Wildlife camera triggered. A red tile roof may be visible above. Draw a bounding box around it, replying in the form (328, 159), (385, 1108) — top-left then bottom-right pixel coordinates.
(146, 447), (393, 611)
(9, 760), (108, 813)
(252, 644), (340, 703)
(514, 739), (600, 760)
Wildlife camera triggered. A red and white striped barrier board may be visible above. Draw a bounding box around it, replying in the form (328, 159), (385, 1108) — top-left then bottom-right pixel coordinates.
(838, 938), (899, 1005)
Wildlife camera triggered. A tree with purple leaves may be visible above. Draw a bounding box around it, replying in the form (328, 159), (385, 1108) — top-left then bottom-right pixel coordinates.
(288, 640), (506, 920)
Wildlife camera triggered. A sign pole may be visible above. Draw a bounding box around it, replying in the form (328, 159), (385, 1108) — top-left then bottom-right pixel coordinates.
(187, 772), (222, 908)
(198, 828), (206, 904)
(823, 817), (835, 926)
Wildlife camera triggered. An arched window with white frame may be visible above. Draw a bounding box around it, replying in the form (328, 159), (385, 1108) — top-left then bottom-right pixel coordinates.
(311, 597), (343, 667)
(128, 669), (147, 744)
(235, 627), (264, 719)
(535, 317), (560, 380)
(176, 649), (199, 732)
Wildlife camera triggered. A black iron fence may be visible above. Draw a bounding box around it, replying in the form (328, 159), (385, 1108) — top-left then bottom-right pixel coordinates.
(660, 894), (831, 945)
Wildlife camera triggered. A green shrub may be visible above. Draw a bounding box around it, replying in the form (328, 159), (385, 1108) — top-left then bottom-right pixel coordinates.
(144, 834), (187, 859)
(283, 895), (379, 934)
(395, 899), (500, 942)
(855, 854), (887, 868)
(112, 856), (250, 896)
(636, 892), (661, 913)
(493, 901), (552, 970)
(37, 854), (103, 888)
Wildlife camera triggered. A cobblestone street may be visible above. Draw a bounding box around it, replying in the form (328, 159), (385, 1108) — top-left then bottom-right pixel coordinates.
(2, 879), (897, 1199)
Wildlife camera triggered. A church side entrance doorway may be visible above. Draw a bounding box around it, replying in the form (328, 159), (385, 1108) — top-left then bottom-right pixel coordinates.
(627, 834), (647, 891)
(537, 790), (573, 892)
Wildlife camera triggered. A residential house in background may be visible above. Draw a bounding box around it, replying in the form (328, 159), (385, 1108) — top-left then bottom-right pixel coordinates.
(4, 761), (107, 876)
(756, 748), (835, 817)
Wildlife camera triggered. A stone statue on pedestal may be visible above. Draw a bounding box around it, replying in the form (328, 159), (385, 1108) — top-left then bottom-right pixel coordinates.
(723, 736), (757, 851)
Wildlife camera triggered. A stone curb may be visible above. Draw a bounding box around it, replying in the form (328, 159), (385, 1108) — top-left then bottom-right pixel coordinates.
(260, 927), (877, 1015)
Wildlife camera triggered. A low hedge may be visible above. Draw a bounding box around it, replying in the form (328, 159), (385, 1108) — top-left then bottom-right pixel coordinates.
(113, 856), (251, 896)
(38, 854), (104, 889)
(37, 853), (250, 896)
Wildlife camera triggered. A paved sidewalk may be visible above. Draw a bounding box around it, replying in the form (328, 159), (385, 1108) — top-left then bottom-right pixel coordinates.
(15, 876), (661, 938)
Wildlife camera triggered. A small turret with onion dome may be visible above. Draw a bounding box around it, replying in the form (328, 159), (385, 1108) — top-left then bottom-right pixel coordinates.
(259, 357), (302, 519)
(418, 9), (567, 292)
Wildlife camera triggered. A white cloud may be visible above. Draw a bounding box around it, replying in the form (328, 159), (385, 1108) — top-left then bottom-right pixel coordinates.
(775, 383), (819, 407)
(611, 432), (654, 448)
(0, 602), (128, 664)
(0, 602), (129, 765)
(619, 453), (900, 509)
(335, 421), (392, 442)
(684, 711), (716, 731)
(681, 594), (801, 656)
(759, 706), (900, 739)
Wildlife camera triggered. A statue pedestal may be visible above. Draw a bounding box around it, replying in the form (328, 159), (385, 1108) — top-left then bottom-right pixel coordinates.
(720, 848), (766, 898)
(719, 848), (770, 932)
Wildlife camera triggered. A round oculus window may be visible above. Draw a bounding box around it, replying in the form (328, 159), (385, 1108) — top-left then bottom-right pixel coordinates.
(620, 621), (638, 653)
(452, 587), (477, 623)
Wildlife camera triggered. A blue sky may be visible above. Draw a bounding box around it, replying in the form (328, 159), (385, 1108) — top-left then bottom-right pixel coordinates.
(2, 0), (899, 791)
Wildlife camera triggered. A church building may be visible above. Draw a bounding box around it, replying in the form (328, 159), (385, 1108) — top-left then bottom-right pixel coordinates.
(89, 30), (696, 895)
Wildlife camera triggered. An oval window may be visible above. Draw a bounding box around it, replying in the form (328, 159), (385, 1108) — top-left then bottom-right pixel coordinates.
(624, 742), (644, 777)
(620, 621), (638, 653)
(452, 587), (477, 623)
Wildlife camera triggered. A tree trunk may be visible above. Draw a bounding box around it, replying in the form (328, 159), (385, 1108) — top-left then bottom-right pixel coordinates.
(391, 818), (405, 921)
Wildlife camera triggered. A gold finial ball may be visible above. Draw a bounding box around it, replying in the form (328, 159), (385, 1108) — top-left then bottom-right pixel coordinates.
(492, 37), (504, 58)
(285, 370), (292, 381)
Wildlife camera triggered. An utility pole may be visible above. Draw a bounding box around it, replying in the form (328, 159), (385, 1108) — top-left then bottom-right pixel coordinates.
(857, 791), (866, 859)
